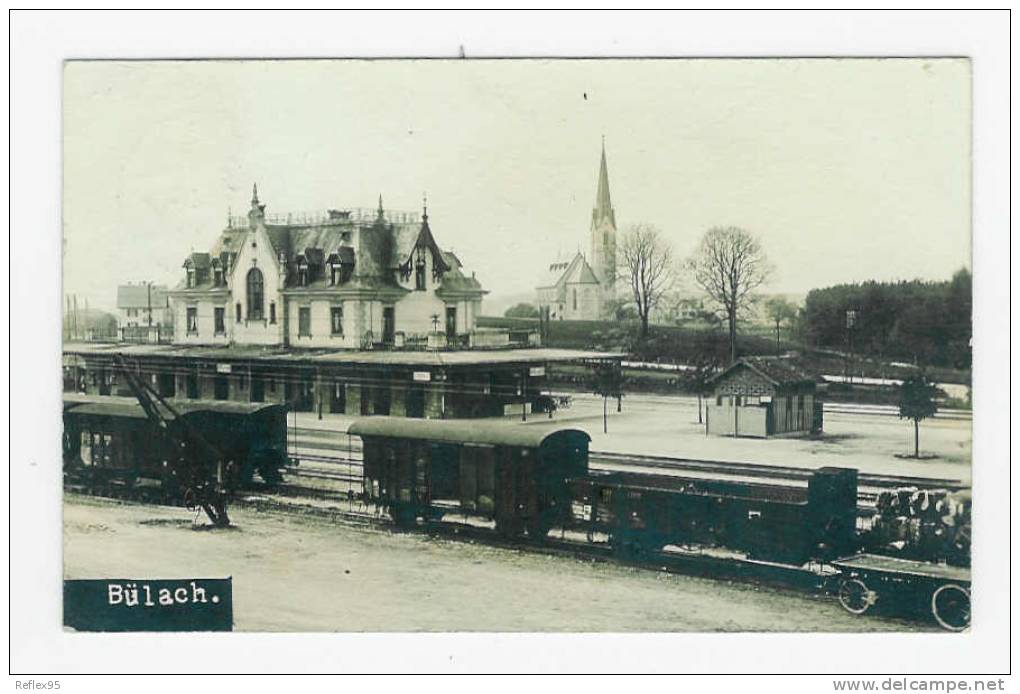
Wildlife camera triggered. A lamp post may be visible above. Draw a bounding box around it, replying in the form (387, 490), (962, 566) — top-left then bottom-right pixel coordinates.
(845, 308), (858, 386)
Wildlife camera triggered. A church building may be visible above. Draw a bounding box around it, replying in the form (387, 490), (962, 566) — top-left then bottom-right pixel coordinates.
(536, 141), (618, 321)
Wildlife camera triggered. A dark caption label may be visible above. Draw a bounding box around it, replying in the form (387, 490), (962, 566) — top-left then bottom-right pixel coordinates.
(64, 578), (233, 632)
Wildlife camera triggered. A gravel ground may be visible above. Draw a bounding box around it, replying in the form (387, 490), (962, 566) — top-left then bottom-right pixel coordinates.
(63, 495), (931, 633)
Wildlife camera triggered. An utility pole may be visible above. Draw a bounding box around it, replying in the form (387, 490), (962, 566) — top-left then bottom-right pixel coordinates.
(845, 308), (858, 386)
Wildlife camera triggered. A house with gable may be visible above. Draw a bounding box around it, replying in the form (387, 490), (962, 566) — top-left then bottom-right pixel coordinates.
(169, 186), (486, 349)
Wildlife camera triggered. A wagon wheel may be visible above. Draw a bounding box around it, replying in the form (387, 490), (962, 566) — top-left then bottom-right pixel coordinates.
(838, 578), (877, 615)
(931, 584), (970, 632)
(953, 524), (972, 553)
(182, 487), (199, 512)
(525, 515), (552, 542)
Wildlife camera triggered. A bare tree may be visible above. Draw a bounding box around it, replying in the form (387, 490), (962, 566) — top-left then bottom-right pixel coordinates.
(687, 226), (771, 362)
(617, 224), (676, 339)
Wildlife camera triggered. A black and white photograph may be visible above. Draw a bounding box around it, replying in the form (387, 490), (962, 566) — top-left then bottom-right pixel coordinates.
(9, 9), (1012, 682)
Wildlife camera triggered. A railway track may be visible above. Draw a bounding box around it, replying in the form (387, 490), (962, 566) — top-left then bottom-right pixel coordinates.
(588, 451), (968, 492)
(286, 466), (361, 484)
(286, 449), (968, 505)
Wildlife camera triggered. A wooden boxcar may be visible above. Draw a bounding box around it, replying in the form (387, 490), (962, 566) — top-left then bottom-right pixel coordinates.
(63, 398), (288, 492)
(348, 417), (590, 537)
(567, 466), (858, 565)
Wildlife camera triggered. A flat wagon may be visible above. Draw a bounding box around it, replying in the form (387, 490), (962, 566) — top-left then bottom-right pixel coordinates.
(831, 553), (971, 631)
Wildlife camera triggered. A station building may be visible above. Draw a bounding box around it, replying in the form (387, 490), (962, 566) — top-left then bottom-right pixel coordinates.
(171, 186), (487, 350)
(705, 357), (822, 438)
(64, 185), (621, 419)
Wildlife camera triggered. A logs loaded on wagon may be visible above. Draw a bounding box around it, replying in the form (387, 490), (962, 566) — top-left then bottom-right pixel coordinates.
(865, 488), (971, 568)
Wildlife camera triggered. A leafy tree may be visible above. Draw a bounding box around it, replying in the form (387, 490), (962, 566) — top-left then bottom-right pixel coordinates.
(898, 373), (940, 458)
(617, 224), (676, 339)
(590, 362), (624, 433)
(604, 296), (639, 322)
(765, 296), (799, 355)
(800, 270), (971, 369)
(687, 226), (772, 363)
(685, 348), (723, 424)
(504, 302), (540, 319)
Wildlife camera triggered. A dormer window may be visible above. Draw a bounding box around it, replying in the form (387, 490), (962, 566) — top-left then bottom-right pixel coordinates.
(330, 262), (353, 286)
(186, 267), (195, 289)
(298, 260), (309, 287)
(213, 266), (224, 287)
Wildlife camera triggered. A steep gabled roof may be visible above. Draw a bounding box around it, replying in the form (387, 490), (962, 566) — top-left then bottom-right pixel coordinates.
(709, 356), (818, 387)
(442, 250), (463, 269)
(396, 215), (451, 274)
(537, 259), (572, 290)
(537, 252), (600, 290)
(116, 284), (170, 309)
(567, 258), (600, 285)
(183, 252), (211, 270)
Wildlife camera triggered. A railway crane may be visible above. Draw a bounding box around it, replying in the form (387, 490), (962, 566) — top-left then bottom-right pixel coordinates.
(112, 354), (232, 527)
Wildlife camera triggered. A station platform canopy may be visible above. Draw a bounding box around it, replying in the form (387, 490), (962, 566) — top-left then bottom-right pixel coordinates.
(61, 341), (624, 367)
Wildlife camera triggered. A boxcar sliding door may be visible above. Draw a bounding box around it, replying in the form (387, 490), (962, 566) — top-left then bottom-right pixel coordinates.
(459, 444), (496, 517)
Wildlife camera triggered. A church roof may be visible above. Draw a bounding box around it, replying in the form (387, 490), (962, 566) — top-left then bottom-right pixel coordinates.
(537, 252), (601, 293)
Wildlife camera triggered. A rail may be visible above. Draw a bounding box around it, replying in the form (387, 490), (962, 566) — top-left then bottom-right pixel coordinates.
(287, 444), (968, 497)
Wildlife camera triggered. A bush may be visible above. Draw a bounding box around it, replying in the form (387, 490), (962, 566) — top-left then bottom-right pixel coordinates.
(503, 302), (540, 319)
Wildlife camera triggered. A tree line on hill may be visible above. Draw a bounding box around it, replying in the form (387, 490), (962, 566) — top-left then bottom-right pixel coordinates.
(799, 270), (971, 370)
(504, 221), (971, 374)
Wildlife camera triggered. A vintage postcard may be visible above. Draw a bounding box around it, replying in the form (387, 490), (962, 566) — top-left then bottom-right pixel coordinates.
(59, 57), (973, 636)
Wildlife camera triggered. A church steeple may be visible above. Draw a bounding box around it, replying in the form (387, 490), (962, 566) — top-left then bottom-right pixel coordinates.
(594, 137), (614, 224)
(589, 138), (617, 306)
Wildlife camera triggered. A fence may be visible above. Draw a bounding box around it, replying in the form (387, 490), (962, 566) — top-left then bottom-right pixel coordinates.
(228, 207), (420, 229)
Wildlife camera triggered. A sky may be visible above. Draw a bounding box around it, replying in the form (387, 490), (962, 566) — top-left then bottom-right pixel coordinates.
(63, 58), (971, 312)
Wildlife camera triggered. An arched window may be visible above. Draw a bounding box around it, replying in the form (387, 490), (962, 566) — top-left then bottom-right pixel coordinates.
(246, 268), (264, 320)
